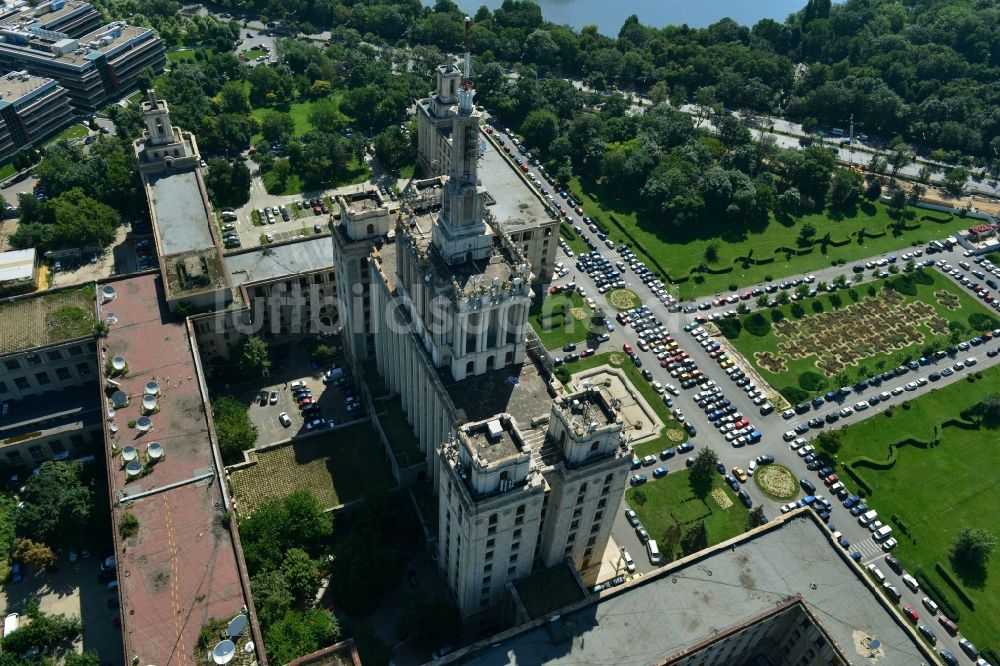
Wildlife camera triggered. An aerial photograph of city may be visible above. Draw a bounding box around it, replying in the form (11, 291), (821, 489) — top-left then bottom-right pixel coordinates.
(0, 0), (997, 664)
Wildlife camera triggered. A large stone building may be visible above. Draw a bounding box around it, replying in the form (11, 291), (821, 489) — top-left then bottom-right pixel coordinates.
(337, 52), (632, 622)
(0, 71), (73, 164)
(415, 53), (559, 282)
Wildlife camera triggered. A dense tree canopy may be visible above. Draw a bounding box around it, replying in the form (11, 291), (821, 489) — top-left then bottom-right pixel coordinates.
(211, 396), (258, 463)
(14, 462), (93, 550)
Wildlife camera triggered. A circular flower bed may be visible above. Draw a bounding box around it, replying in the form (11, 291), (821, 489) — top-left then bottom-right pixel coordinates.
(608, 288), (641, 310)
(608, 353), (625, 366)
(754, 464), (798, 501)
(666, 429), (685, 442)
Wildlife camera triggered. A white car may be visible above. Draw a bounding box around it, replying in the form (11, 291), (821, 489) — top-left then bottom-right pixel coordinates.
(780, 502), (797, 513)
(783, 431), (796, 442)
(904, 382), (918, 391)
(622, 548), (635, 573)
(854, 401), (869, 411)
(881, 537), (898, 551)
(748, 460), (757, 476)
(278, 412), (291, 427)
(790, 437), (806, 450)
(797, 444), (815, 457)
(651, 381), (665, 394)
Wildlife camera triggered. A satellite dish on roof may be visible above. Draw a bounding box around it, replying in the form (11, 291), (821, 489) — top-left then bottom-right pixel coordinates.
(125, 460), (142, 476)
(226, 614), (247, 637)
(142, 395), (158, 413)
(112, 391), (128, 408)
(147, 442), (163, 459)
(112, 356), (126, 371)
(136, 416), (151, 433)
(243, 641), (255, 653)
(121, 445), (137, 462)
(144, 381), (160, 396)
(101, 285), (117, 302)
(212, 640), (236, 664)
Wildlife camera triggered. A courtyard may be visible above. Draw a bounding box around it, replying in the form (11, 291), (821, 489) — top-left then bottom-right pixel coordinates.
(835, 364), (1000, 652)
(721, 269), (998, 400)
(529, 289), (596, 349)
(229, 421), (394, 514)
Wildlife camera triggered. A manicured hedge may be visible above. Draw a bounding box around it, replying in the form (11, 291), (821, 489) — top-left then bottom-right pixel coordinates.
(780, 385), (809, 404)
(717, 318), (741, 339)
(912, 568), (961, 621)
(744, 313), (771, 337)
(968, 311), (999, 332)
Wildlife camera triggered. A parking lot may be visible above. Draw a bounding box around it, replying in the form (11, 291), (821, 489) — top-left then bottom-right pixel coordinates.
(1, 555), (124, 665)
(239, 340), (365, 447)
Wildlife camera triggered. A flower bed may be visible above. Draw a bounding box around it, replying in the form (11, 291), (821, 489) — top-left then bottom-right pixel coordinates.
(754, 464), (798, 501)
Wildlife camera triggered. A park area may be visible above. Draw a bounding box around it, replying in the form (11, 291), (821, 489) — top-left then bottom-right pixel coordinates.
(567, 178), (976, 299)
(229, 422), (394, 514)
(720, 269), (998, 401)
(625, 468), (749, 563)
(562, 351), (687, 458)
(834, 365), (1000, 656)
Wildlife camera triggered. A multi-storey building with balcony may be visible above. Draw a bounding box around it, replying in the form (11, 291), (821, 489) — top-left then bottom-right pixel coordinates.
(0, 70), (73, 162)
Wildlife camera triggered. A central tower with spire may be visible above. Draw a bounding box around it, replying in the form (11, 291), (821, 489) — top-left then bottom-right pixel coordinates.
(431, 18), (491, 264)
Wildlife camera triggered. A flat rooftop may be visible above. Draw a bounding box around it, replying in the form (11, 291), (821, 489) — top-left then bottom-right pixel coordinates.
(225, 237), (333, 288)
(0, 246), (34, 281)
(462, 416), (524, 465)
(97, 273), (249, 666)
(478, 135), (550, 230)
(147, 170), (214, 256)
(0, 284), (95, 354)
(0, 0), (94, 30)
(455, 512), (935, 666)
(557, 389), (616, 426)
(0, 386), (98, 443)
(0, 71), (53, 107)
(443, 360), (551, 426)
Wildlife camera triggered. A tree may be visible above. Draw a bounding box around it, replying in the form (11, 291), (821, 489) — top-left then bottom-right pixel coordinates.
(943, 167), (969, 196)
(238, 490), (332, 575)
(280, 548), (322, 603)
(745, 506), (767, 530)
(889, 144), (914, 176)
(829, 169), (863, 209)
(238, 335), (271, 377)
(689, 447), (718, 498)
(969, 394), (1000, 427)
(312, 344), (335, 366)
(64, 652), (102, 666)
(204, 159), (251, 208)
(815, 430), (842, 457)
(680, 520), (708, 555)
(778, 290), (791, 305)
(704, 242), (719, 263)
(659, 522), (682, 560)
(521, 109), (560, 150)
(951, 527), (997, 574)
(777, 187), (801, 215)
(1, 607), (82, 655)
(14, 462), (92, 549)
(353, 626), (393, 666)
(797, 221), (817, 244)
(12, 187), (120, 252)
(105, 103), (145, 141)
(756, 294), (769, 307)
(211, 396), (257, 463)
(260, 111), (296, 144)
(250, 570), (293, 629)
(219, 80), (251, 114)
(309, 99), (347, 133)
(264, 609), (341, 665)
(373, 126), (411, 173)
(13, 538), (56, 571)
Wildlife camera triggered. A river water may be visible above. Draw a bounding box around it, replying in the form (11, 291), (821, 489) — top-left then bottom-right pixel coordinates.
(427, 0), (812, 35)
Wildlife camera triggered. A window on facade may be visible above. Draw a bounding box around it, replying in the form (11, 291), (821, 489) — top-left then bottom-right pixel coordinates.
(480, 586), (489, 596)
(26, 354), (40, 366)
(594, 510), (603, 522)
(7, 451), (23, 465)
(487, 525), (496, 535)
(481, 575), (490, 585)
(563, 545), (573, 555)
(573, 508), (582, 518)
(76, 363), (91, 375)
(35, 372), (50, 385)
(28, 445), (44, 462)
(570, 520), (579, 530)
(601, 484), (610, 496)
(590, 523), (600, 534)
(590, 441), (599, 452)
(598, 498), (607, 509)
(508, 554), (517, 563)
(567, 532), (576, 544)
(486, 538), (495, 548)
(50, 441), (66, 455)
(513, 528), (521, 539)
(14, 377), (29, 391)
(483, 563), (491, 573)
(69, 345), (83, 355)
(4, 360), (19, 371)
(507, 565), (516, 575)
(587, 535), (597, 546)
(485, 550), (493, 561)
(0, 381), (6, 394)
(46, 350), (62, 361)
(511, 541), (520, 551)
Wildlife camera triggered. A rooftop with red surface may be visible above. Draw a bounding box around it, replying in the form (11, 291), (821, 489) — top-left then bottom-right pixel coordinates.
(99, 273), (252, 666)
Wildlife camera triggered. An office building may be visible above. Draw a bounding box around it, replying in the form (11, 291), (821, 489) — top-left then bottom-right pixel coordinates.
(0, 71), (73, 163)
(0, 18), (164, 109)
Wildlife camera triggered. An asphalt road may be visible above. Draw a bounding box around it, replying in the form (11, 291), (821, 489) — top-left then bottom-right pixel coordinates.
(499, 121), (991, 657)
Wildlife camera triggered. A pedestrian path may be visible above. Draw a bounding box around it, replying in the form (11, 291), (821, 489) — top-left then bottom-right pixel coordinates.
(854, 535), (884, 562)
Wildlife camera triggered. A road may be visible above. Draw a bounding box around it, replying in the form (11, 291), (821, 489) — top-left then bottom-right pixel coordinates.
(495, 127), (990, 657)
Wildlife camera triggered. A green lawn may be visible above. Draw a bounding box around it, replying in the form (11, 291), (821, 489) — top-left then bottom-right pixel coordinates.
(44, 123), (88, 147)
(0, 164), (15, 181)
(242, 48), (266, 61)
(564, 351), (687, 459)
(559, 223), (589, 255)
(723, 269), (998, 401)
(229, 422), (395, 514)
(626, 469), (749, 562)
(262, 154), (369, 195)
(567, 178), (974, 300)
(836, 366), (1000, 652)
(529, 290), (595, 349)
(250, 92), (349, 144)
(166, 47), (210, 63)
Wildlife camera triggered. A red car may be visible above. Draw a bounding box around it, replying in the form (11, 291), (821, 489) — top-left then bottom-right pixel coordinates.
(938, 615), (958, 635)
(740, 292), (752, 300)
(659, 359), (670, 368)
(903, 605), (919, 622)
(623, 343), (633, 354)
(298, 397), (314, 408)
(580, 348), (594, 358)
(824, 474), (839, 486)
(313, 206), (322, 215)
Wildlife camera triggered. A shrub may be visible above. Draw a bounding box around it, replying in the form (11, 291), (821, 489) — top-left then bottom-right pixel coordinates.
(948, 320), (967, 333)
(771, 309), (784, 323)
(717, 318), (741, 339)
(790, 303), (805, 318)
(798, 371), (827, 392)
(780, 386), (809, 404)
(119, 512), (139, 538)
(968, 312), (1000, 332)
(727, 283), (738, 291)
(912, 568), (960, 621)
(554, 366), (571, 384)
(744, 313), (771, 337)
(890, 275), (917, 296)
(912, 269), (934, 285)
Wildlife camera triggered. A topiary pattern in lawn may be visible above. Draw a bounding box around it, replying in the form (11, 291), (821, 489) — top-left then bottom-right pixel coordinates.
(607, 288), (641, 310)
(754, 464), (798, 500)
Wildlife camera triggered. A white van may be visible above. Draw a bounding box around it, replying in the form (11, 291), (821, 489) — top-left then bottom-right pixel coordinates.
(3, 612), (18, 638)
(866, 564), (885, 583)
(858, 509), (878, 526)
(647, 539), (662, 565)
(902, 574), (920, 593)
(883, 582), (901, 602)
(873, 525), (893, 542)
